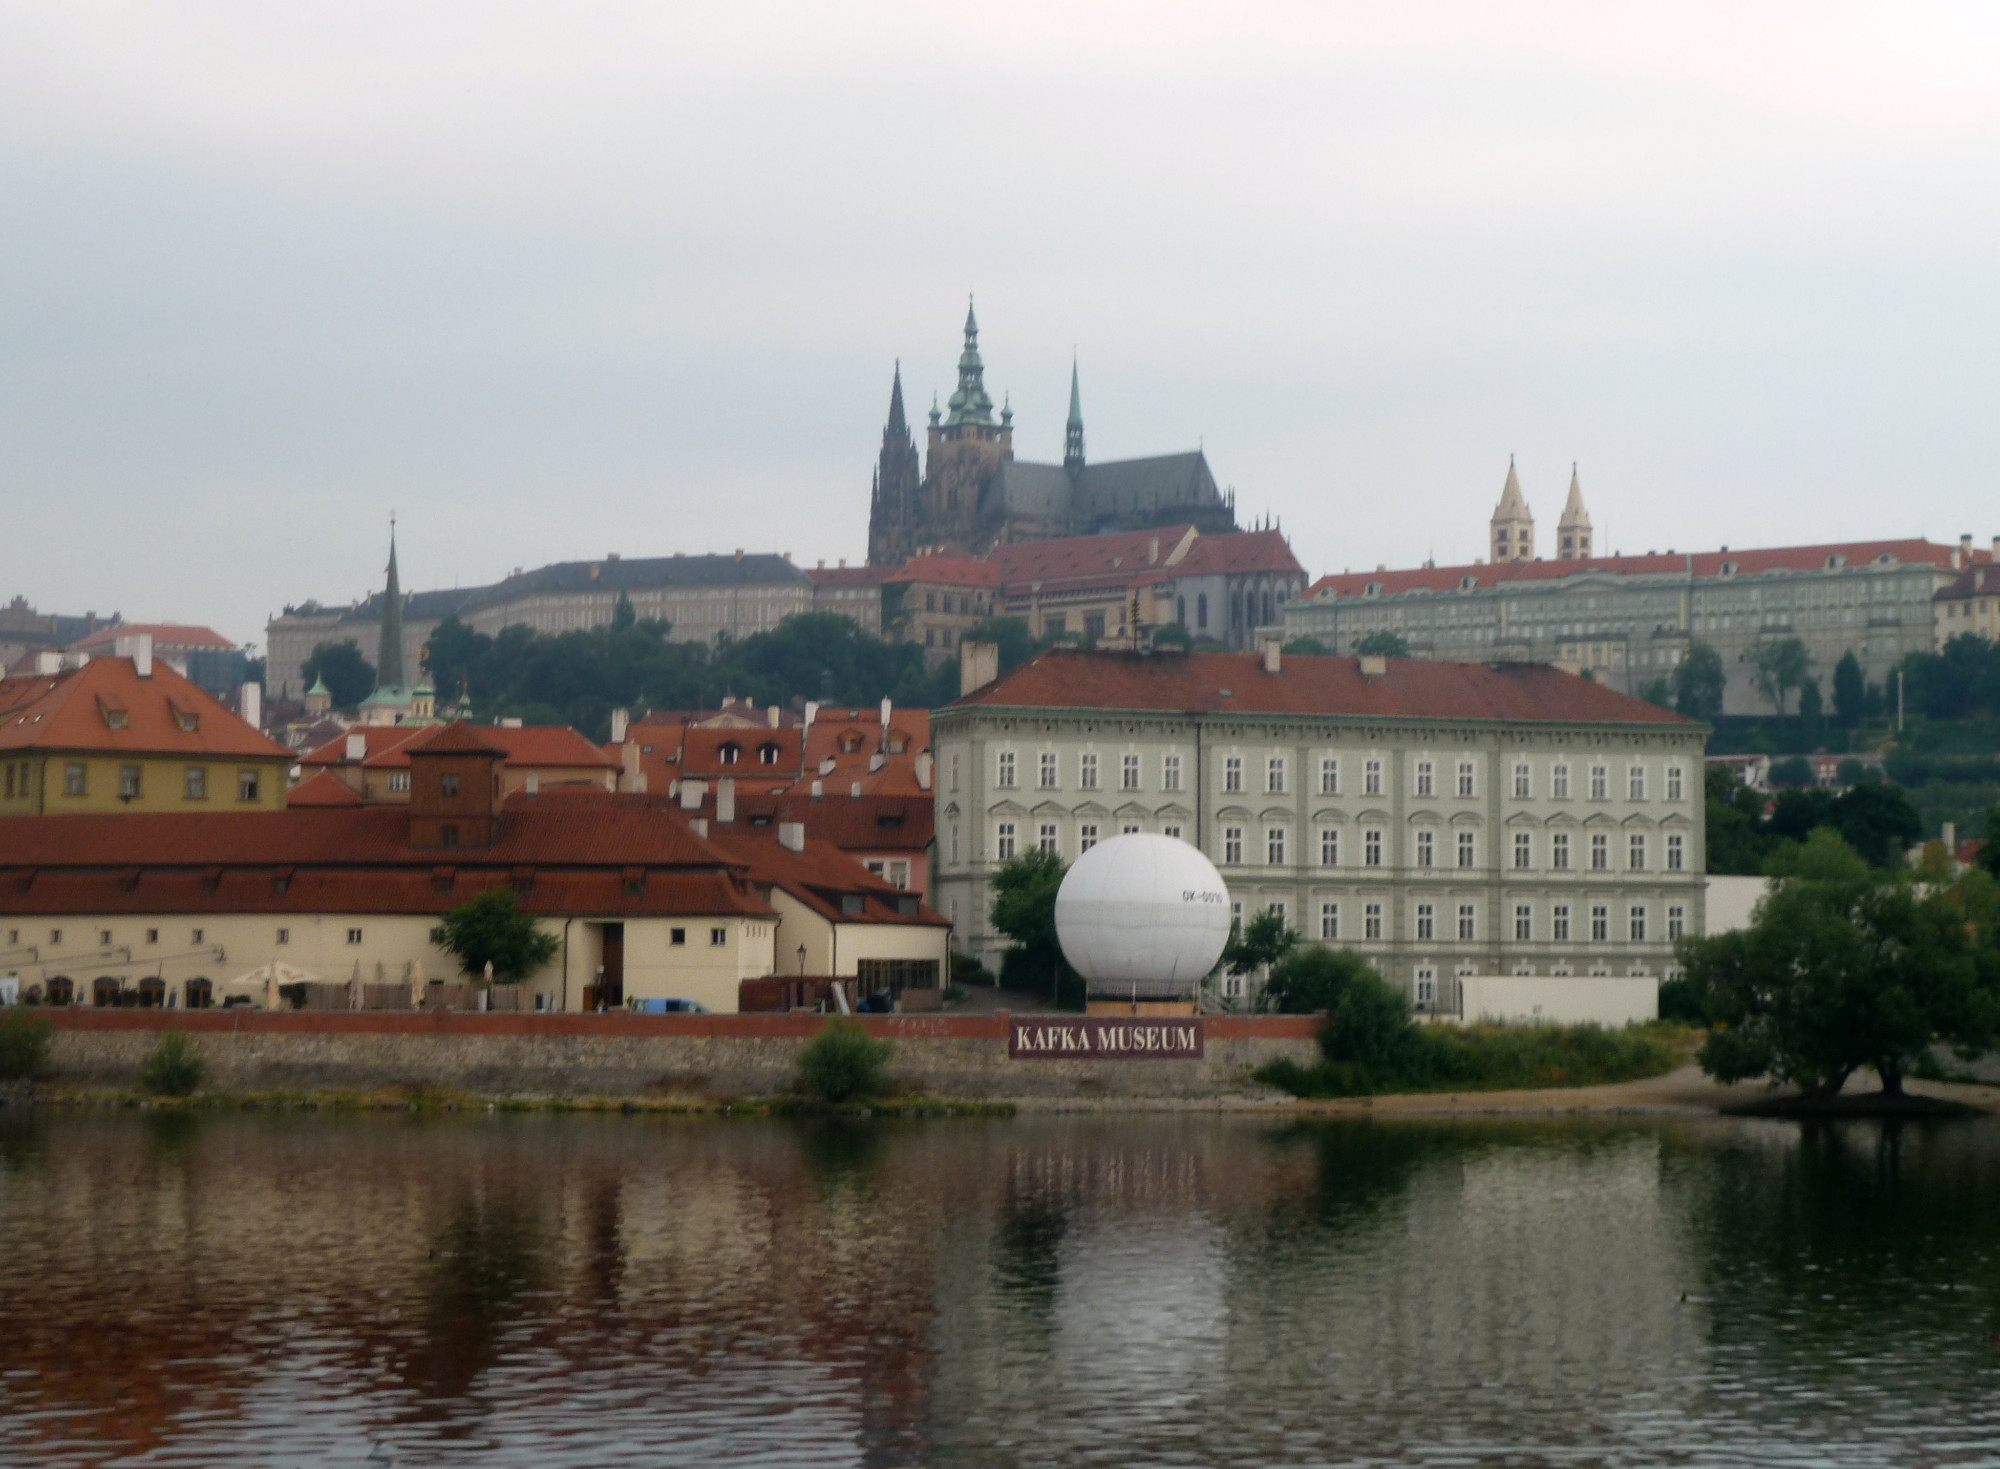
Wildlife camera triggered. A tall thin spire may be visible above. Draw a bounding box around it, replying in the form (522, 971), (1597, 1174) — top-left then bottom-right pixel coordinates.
(1557, 462), (1593, 560)
(886, 359), (907, 436)
(1063, 356), (1085, 475)
(944, 297), (995, 427)
(378, 517), (406, 690)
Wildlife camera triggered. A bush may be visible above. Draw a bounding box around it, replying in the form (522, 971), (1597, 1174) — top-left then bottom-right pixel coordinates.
(1256, 1015), (1678, 1099)
(139, 1030), (204, 1097)
(797, 1019), (892, 1104)
(0, 1009), (53, 1082)
(1658, 975), (1705, 1024)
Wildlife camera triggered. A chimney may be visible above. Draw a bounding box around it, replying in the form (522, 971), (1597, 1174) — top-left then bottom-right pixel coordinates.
(619, 741), (642, 791)
(525, 772), (539, 796)
(869, 751), (886, 773)
(1257, 631), (1282, 674)
(1148, 535), (1159, 565)
(237, 681), (262, 730)
(1944, 821), (1957, 861)
(960, 640), (1000, 697)
(810, 779), (823, 798)
(778, 821), (805, 853)
(1962, 534), (1974, 562)
(680, 777), (706, 811)
(819, 755), (836, 776)
(610, 707), (629, 744)
(34, 651), (61, 675)
(880, 696), (891, 729)
(114, 632), (153, 678)
(716, 776), (736, 823)
(1992, 535), (1999, 561)
(803, 700), (818, 729)
(850, 781), (862, 798)
(499, 717), (523, 728)
(345, 733), (367, 762)
(915, 751), (933, 790)
(689, 817), (708, 837)
(767, 704), (780, 728)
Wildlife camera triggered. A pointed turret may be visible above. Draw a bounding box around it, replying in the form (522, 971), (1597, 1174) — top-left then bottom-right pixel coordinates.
(866, 361), (923, 566)
(1489, 454), (1534, 562)
(1556, 462), (1593, 560)
(378, 521), (406, 690)
(944, 297), (995, 427)
(1063, 357), (1086, 475)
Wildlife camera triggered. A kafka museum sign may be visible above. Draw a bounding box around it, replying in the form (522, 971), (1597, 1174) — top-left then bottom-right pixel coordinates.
(1008, 1017), (1204, 1060)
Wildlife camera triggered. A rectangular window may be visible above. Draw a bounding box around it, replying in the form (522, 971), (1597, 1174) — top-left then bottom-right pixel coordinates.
(1458, 904), (1476, 941)
(276, 928), (289, 945)
(1513, 762), (1531, 799)
(950, 753), (960, 792)
(1224, 827), (1244, 864)
(1630, 906), (1648, 943)
(1320, 757), (1340, 795)
(1267, 756), (1286, 794)
(1162, 754), (1182, 793)
(1415, 760), (1435, 798)
(1513, 831), (1532, 869)
(995, 822), (1017, 860)
(1078, 823), (1100, 853)
(190, 928), (203, 944)
(1364, 759), (1383, 796)
(1364, 903), (1383, 941)
(1457, 831), (1475, 869)
(1668, 905), (1685, 940)
(1591, 833), (1609, 870)
(1416, 830), (1435, 868)
(1416, 968), (1436, 1006)
(711, 927), (727, 946)
(1629, 766), (1646, 801)
(388, 771), (410, 793)
(1122, 754), (1140, 791)
(1162, 824), (1184, 841)
(670, 927), (686, 945)
(1122, 824), (1140, 835)
(441, 773), (461, 797)
(237, 769), (260, 802)
(1267, 901), (1287, 925)
(1590, 765), (1608, 801)
(1515, 904), (1533, 941)
(64, 763), (85, 797)
(1553, 904), (1571, 941)
(347, 928), (363, 944)
(1416, 903), (1435, 941)
(145, 928), (157, 944)
(1364, 829), (1383, 867)
(1079, 753), (1099, 790)
(1591, 905), (1609, 942)
(1629, 834), (1647, 870)
(440, 824), (459, 849)
(119, 765), (141, 799)
(1667, 833), (1685, 871)
(1321, 903), (1339, 940)
(1457, 761), (1476, 798)
(1039, 752), (1058, 789)
(1266, 827), (1286, 865)
(1039, 822), (1059, 855)
(1552, 832), (1571, 870)
(1320, 828), (1339, 866)
(1224, 756), (1243, 793)
(184, 766), (207, 800)
(950, 823), (960, 864)
(1667, 765), (1684, 802)
(1553, 764), (1571, 800)
(996, 752), (1016, 788)
(100, 928), (112, 946)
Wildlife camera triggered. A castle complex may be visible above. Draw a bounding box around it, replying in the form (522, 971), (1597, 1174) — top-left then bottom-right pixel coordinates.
(866, 304), (1239, 564)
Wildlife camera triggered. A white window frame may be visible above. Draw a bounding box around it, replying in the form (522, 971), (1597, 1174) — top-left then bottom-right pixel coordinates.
(1039, 752), (1058, 789)
(1630, 905), (1648, 943)
(1667, 833), (1684, 871)
(1364, 902), (1383, 941)
(1552, 904), (1571, 942)
(1590, 764), (1609, 801)
(1268, 756), (1286, 794)
(1038, 822), (1059, 856)
(1415, 760), (1435, 798)
(1591, 833), (1609, 870)
(1629, 833), (1647, 870)
(1667, 904), (1685, 941)
(995, 822), (1017, 860)
(1122, 753), (1141, 791)
(1224, 756), (1243, 793)
(1079, 752), (1099, 790)
(1667, 764), (1684, 802)
(1416, 830), (1435, 868)
(1320, 828), (1339, 867)
(1224, 826), (1244, 864)
(1320, 903), (1339, 940)
(1266, 827), (1287, 866)
(1553, 763), (1571, 800)
(1628, 765), (1646, 801)
(1515, 904), (1532, 941)
(1364, 758), (1383, 796)
(1457, 761), (1476, 798)
(1416, 903), (1435, 941)
(1457, 831), (1476, 869)
(1364, 828), (1383, 867)
(1552, 832), (1571, 870)
(1320, 757), (1339, 795)
(1513, 762), (1531, 799)
(1591, 904), (1610, 942)
(1513, 831), (1532, 869)
(1458, 904), (1476, 941)
(1079, 823), (1099, 853)
(1162, 754), (1182, 793)
(996, 751), (1017, 789)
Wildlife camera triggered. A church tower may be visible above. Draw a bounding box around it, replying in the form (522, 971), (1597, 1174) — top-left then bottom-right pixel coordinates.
(918, 299), (1013, 554)
(867, 362), (921, 566)
(1489, 456), (1534, 562)
(1556, 464), (1593, 560)
(1063, 358), (1085, 475)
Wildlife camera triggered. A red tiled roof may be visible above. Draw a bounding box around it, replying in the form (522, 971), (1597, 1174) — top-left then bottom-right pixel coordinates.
(1307, 538), (1987, 601)
(678, 726), (804, 780)
(300, 722), (618, 771)
(807, 565), (894, 587)
(286, 771), (365, 807)
(0, 656), (291, 760)
(705, 831), (947, 927)
(883, 554), (1001, 588)
(951, 648), (1695, 726)
(405, 721), (506, 757)
(991, 525), (1195, 591)
(738, 791), (933, 855)
(1935, 564), (1997, 602)
(67, 623), (236, 653)
(1173, 529), (1306, 578)
(296, 726), (425, 767)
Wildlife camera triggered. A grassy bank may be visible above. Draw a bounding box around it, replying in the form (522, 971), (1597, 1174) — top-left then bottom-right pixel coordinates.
(1255, 1021), (1689, 1099)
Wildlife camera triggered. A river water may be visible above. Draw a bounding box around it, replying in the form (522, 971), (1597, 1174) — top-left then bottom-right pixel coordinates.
(2, 1109), (1998, 1467)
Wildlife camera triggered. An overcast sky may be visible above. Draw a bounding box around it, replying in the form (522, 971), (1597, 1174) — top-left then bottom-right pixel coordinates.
(4, 2), (1998, 650)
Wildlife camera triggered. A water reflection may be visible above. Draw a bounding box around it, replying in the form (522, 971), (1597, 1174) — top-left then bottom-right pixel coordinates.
(0, 1110), (1998, 1466)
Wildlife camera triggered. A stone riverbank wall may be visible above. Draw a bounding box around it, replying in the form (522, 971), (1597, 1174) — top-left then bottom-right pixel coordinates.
(29, 1011), (1322, 1103)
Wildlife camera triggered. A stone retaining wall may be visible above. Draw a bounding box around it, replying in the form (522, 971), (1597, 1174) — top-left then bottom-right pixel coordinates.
(29, 1011), (1322, 1102)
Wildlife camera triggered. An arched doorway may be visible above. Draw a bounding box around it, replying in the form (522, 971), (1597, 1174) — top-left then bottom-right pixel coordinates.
(137, 977), (166, 1009)
(45, 976), (74, 1006)
(92, 976), (123, 1008)
(184, 977), (214, 1010)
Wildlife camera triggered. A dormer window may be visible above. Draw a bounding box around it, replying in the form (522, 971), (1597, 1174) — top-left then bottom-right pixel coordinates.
(839, 732), (863, 754)
(1826, 554), (1846, 569)
(1719, 561), (1737, 578)
(1365, 582), (1382, 598)
(169, 703), (198, 732)
(1459, 575), (1478, 592)
(758, 743), (780, 766)
(718, 742), (740, 766)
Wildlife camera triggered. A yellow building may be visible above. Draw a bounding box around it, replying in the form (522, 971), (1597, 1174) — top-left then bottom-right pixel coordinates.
(0, 636), (290, 816)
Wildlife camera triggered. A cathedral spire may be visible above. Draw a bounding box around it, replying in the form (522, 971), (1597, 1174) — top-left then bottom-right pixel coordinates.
(867, 361), (923, 566)
(944, 297), (995, 427)
(886, 359), (907, 437)
(1556, 462), (1593, 560)
(1063, 356), (1085, 475)
(378, 518), (406, 690)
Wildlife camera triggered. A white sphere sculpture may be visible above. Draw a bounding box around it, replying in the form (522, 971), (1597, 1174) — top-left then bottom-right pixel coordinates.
(1055, 833), (1233, 999)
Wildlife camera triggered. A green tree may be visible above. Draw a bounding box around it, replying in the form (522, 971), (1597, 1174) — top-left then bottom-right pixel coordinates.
(1152, 622), (1194, 649)
(1982, 805), (2000, 880)
(1682, 829), (2000, 1097)
(138, 1031), (204, 1097)
(796, 1019), (893, 1103)
(1261, 943), (1379, 1015)
(1832, 650), (1866, 726)
(1281, 636), (1330, 656)
(1797, 677), (1823, 727)
(1223, 911), (1297, 980)
(988, 851), (1077, 1004)
(0, 1009), (52, 1082)
(302, 640), (376, 709)
(422, 616), (493, 705)
(1673, 641), (1726, 722)
(430, 888), (560, 982)
(960, 616), (1041, 675)
(1830, 781), (1923, 869)
(1354, 630), (1410, 658)
(1768, 755), (1816, 789)
(1638, 676), (1673, 709)
(1752, 637), (1811, 717)
(1705, 764), (1771, 875)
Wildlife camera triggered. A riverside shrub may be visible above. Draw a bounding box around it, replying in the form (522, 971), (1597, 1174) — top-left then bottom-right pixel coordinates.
(139, 1031), (205, 1098)
(797, 1019), (892, 1104)
(0, 1009), (53, 1082)
(1256, 1015), (1677, 1098)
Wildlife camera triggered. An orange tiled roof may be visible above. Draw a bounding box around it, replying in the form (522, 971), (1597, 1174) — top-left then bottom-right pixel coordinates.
(704, 831), (947, 927)
(882, 554), (1001, 588)
(952, 648), (1694, 726)
(67, 623), (236, 653)
(286, 771), (365, 807)
(1173, 529), (1306, 578)
(990, 525), (1195, 591)
(300, 722), (616, 770)
(0, 656), (290, 760)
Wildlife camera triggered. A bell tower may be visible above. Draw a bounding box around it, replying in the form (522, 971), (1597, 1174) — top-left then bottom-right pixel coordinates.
(1556, 464), (1593, 560)
(1489, 456), (1534, 563)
